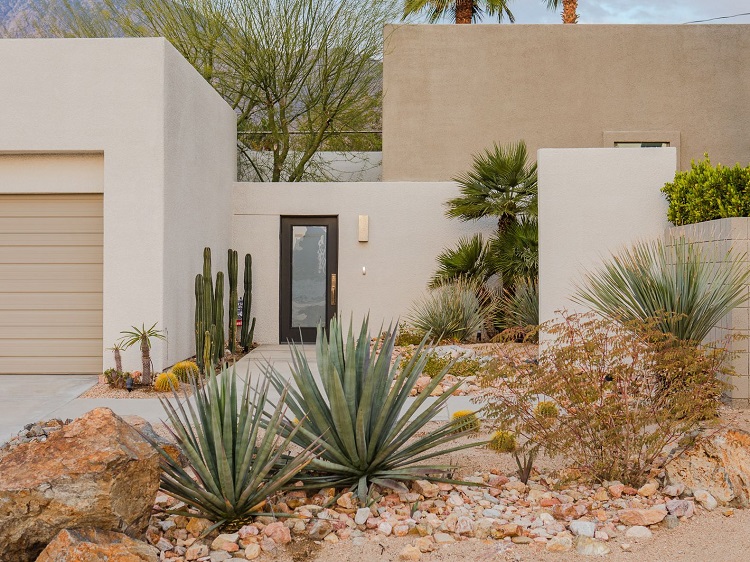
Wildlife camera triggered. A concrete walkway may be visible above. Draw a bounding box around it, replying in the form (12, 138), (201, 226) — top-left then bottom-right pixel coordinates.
(0, 344), (476, 444)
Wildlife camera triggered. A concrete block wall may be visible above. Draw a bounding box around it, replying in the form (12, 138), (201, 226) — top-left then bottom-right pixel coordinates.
(667, 218), (750, 406)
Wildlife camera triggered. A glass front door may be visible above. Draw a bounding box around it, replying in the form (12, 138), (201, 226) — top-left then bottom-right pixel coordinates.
(280, 216), (338, 343)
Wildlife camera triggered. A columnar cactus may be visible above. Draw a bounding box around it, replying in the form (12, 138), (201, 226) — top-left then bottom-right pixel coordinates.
(240, 253), (256, 351)
(228, 249), (238, 354)
(214, 271), (225, 364)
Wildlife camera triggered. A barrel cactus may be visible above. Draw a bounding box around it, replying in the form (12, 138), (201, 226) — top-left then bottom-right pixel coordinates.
(488, 430), (518, 453)
(451, 410), (480, 434)
(154, 372), (179, 392)
(171, 361), (199, 382)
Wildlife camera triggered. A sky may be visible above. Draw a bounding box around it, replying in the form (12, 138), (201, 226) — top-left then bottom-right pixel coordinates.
(475, 0), (750, 24)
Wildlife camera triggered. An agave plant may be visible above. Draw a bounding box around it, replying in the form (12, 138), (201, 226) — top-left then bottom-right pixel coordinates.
(265, 317), (484, 502)
(408, 280), (495, 342)
(149, 365), (314, 532)
(574, 237), (750, 342)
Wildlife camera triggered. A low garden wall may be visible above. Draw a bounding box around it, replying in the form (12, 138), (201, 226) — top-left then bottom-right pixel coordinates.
(667, 218), (750, 406)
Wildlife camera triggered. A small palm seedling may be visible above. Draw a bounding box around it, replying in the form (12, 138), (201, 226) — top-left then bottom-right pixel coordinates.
(149, 365), (314, 532)
(451, 410), (481, 434)
(153, 372), (179, 392)
(120, 323), (166, 386)
(107, 341), (125, 373)
(266, 316), (486, 503)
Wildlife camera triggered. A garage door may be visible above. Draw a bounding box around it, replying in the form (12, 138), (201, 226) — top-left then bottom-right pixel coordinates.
(0, 194), (103, 374)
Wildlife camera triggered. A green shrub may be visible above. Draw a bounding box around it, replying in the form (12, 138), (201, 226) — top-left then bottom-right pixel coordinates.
(266, 317), (484, 502)
(394, 322), (425, 347)
(480, 313), (731, 486)
(149, 366), (314, 532)
(662, 155), (750, 225)
(407, 281), (495, 343)
(496, 278), (539, 342)
(575, 237), (749, 342)
(399, 348), (486, 378)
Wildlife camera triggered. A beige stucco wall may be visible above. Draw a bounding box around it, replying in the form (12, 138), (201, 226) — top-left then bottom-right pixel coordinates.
(0, 39), (235, 372)
(667, 219), (750, 406)
(232, 182), (496, 344)
(383, 24), (750, 181)
(538, 148), (676, 325)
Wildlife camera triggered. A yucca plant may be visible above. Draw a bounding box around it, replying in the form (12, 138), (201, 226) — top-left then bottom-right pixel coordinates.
(149, 365), (314, 532)
(574, 237), (750, 343)
(265, 317), (485, 502)
(496, 278), (539, 341)
(408, 281), (495, 342)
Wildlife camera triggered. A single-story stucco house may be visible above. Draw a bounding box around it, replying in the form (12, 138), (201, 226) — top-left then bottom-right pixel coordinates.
(0, 24), (748, 380)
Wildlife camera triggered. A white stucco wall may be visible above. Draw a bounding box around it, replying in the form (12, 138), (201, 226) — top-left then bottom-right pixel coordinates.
(538, 148), (676, 325)
(232, 182), (496, 343)
(0, 39), (235, 372)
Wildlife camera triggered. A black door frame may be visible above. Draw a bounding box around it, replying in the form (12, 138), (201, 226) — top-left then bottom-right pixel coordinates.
(279, 216), (338, 343)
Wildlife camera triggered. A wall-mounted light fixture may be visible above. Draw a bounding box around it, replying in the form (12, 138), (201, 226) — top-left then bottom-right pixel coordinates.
(358, 215), (369, 242)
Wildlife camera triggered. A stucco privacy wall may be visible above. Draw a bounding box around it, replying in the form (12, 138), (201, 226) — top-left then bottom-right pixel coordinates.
(382, 25), (750, 181)
(232, 182), (496, 344)
(667, 219), (750, 405)
(538, 148), (676, 326)
(0, 39), (235, 372)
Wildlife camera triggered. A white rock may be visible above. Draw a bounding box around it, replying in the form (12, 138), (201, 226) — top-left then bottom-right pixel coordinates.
(625, 525), (653, 540)
(569, 519), (596, 538)
(694, 489), (718, 511)
(355, 507), (371, 525)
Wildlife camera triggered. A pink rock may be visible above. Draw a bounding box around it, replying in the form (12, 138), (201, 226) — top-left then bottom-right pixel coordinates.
(263, 522), (291, 545)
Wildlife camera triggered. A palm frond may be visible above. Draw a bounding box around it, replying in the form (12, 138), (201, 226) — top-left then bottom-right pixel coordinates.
(488, 216), (538, 286)
(430, 234), (496, 288)
(446, 140), (537, 227)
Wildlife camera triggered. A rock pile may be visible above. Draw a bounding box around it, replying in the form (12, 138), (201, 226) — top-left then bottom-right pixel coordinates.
(0, 408), (161, 561)
(142, 469), (710, 560)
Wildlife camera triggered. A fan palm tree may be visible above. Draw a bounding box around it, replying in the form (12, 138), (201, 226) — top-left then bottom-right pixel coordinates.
(429, 234), (495, 288)
(403, 0), (513, 24)
(547, 0), (578, 24)
(120, 323), (166, 386)
(403, 0), (578, 24)
(446, 140), (537, 236)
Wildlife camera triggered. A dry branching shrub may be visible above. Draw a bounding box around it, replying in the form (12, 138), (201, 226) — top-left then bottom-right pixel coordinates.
(478, 312), (733, 486)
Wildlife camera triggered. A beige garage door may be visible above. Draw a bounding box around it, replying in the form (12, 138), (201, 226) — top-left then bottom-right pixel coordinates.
(0, 194), (103, 374)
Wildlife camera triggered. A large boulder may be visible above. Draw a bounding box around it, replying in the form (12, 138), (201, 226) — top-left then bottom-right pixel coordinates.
(36, 528), (159, 562)
(665, 428), (750, 507)
(0, 408), (160, 561)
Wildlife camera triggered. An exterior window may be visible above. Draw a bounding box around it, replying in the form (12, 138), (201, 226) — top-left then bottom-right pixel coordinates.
(615, 142), (670, 148)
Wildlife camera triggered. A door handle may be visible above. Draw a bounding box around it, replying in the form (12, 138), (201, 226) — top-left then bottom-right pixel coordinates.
(330, 274), (337, 306)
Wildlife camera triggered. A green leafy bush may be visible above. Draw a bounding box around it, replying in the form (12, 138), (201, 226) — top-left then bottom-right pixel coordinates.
(407, 281), (495, 343)
(150, 366), (313, 532)
(266, 317), (483, 501)
(575, 237), (749, 342)
(480, 313), (731, 486)
(399, 348), (486, 378)
(394, 322), (424, 346)
(662, 155), (750, 225)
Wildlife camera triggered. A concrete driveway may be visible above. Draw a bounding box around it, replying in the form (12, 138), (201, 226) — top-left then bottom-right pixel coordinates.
(0, 375), (97, 443)
(0, 344), (478, 444)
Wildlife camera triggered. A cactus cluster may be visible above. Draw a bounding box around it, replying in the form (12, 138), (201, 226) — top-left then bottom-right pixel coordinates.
(451, 410), (481, 434)
(195, 248), (225, 373)
(154, 372), (179, 392)
(171, 360), (199, 382)
(240, 253), (256, 351)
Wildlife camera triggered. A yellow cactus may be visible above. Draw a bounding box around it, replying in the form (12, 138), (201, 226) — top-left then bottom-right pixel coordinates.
(154, 372), (179, 392)
(171, 360), (200, 382)
(488, 430), (518, 454)
(451, 409), (480, 433)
